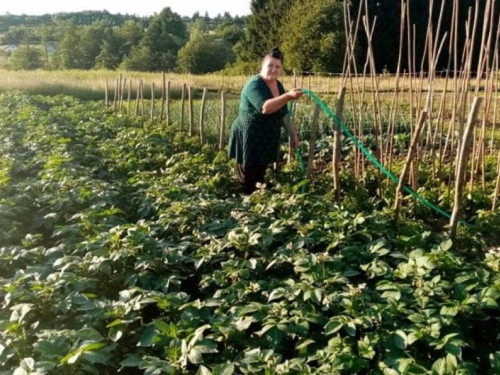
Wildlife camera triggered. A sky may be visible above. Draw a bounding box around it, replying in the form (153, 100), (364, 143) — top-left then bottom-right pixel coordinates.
(0, 1), (251, 18)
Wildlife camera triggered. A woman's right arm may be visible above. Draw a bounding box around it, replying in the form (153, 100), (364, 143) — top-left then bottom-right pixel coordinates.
(262, 88), (303, 114)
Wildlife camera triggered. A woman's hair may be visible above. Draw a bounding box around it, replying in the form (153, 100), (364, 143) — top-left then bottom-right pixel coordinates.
(263, 47), (284, 63)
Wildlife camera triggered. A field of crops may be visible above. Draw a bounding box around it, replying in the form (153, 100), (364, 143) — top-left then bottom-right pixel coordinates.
(1, 92), (500, 374)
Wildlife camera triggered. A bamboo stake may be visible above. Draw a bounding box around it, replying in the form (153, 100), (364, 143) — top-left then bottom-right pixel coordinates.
(219, 91), (226, 150)
(449, 97), (482, 240)
(492, 150), (500, 211)
(199, 88), (207, 146)
(394, 111), (428, 219)
(333, 88), (346, 201)
(386, 1), (407, 177)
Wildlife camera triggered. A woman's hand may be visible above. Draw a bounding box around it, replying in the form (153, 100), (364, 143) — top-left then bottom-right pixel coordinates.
(287, 88), (303, 100)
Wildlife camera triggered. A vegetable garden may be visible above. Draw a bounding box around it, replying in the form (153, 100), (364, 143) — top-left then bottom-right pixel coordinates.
(1, 91), (500, 374)
(2, 0), (500, 374)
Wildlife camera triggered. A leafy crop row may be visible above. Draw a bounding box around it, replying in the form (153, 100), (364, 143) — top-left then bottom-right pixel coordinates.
(1, 93), (500, 374)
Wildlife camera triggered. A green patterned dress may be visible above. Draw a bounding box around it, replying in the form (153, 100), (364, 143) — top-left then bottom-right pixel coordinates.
(228, 75), (288, 167)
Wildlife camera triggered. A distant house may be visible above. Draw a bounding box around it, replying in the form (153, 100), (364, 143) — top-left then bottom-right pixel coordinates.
(2, 44), (19, 53)
(46, 43), (56, 54)
(1, 43), (57, 55)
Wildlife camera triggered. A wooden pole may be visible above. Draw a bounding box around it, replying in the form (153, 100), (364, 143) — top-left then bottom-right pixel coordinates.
(135, 80), (140, 116)
(118, 73), (123, 111)
(127, 79), (131, 116)
(104, 79), (108, 108)
(394, 111), (428, 218)
(188, 86), (194, 137)
(140, 79), (145, 116)
(113, 77), (118, 111)
(166, 81), (171, 126)
(161, 73), (166, 120)
(199, 88), (208, 146)
(120, 77), (126, 113)
(491, 150), (500, 211)
(150, 82), (155, 120)
(333, 88), (346, 201)
(449, 97), (482, 240)
(219, 91), (227, 150)
(306, 104), (321, 179)
(180, 83), (186, 133)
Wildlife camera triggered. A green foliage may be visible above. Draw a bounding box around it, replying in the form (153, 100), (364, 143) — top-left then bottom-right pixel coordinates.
(120, 44), (154, 71)
(214, 22), (245, 46)
(177, 34), (235, 74)
(237, 0), (295, 64)
(281, 0), (345, 72)
(57, 25), (83, 69)
(1, 92), (500, 374)
(143, 7), (188, 72)
(8, 45), (43, 70)
(94, 32), (122, 70)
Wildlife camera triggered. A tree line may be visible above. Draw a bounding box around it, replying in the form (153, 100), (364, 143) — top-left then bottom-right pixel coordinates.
(1, 1), (498, 74)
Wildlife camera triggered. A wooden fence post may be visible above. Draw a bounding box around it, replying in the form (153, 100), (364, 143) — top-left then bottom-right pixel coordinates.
(127, 79), (131, 116)
(150, 82), (155, 120)
(180, 83), (186, 133)
(199, 88), (208, 145)
(219, 91), (226, 150)
(104, 79), (108, 108)
(113, 77), (118, 111)
(161, 73), (166, 120)
(166, 81), (171, 126)
(140, 79), (145, 116)
(135, 80), (140, 116)
(120, 77), (126, 112)
(188, 86), (194, 136)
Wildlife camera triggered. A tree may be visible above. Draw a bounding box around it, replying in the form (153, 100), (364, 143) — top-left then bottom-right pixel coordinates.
(177, 34), (235, 74)
(236, 0), (295, 64)
(117, 20), (144, 57)
(58, 26), (83, 69)
(281, 0), (345, 72)
(9, 45), (43, 70)
(79, 23), (107, 69)
(214, 22), (244, 46)
(143, 7), (187, 71)
(95, 31), (122, 69)
(120, 43), (154, 71)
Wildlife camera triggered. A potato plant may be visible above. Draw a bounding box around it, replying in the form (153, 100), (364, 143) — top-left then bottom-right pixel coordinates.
(1, 93), (500, 374)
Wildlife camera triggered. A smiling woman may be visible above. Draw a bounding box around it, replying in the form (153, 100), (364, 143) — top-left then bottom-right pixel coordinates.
(228, 47), (303, 194)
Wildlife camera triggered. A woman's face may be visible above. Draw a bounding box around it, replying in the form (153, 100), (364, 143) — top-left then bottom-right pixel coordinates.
(260, 56), (282, 82)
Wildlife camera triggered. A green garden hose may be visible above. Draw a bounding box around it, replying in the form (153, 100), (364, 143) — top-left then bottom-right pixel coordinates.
(290, 89), (457, 222)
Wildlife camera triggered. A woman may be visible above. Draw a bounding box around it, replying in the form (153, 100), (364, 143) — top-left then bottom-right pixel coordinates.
(228, 47), (303, 194)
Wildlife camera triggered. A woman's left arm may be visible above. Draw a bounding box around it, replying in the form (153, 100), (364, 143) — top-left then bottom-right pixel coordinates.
(282, 117), (300, 149)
